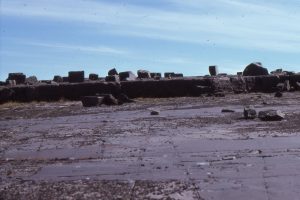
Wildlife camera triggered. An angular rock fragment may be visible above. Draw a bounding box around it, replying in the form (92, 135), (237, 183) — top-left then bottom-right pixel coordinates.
(150, 110), (160, 115)
(53, 75), (63, 83)
(164, 72), (175, 78)
(137, 70), (151, 79)
(150, 73), (161, 79)
(81, 96), (103, 107)
(68, 71), (84, 83)
(244, 106), (257, 119)
(25, 76), (38, 85)
(119, 71), (136, 81)
(209, 65), (218, 76)
(243, 62), (269, 76)
(89, 73), (99, 81)
(7, 73), (26, 85)
(258, 110), (285, 121)
(108, 68), (118, 76)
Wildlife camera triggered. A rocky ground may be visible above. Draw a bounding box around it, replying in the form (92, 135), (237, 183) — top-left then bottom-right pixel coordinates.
(0, 92), (300, 200)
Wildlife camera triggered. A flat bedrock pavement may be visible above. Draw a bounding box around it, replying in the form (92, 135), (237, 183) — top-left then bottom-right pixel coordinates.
(1, 92), (300, 200)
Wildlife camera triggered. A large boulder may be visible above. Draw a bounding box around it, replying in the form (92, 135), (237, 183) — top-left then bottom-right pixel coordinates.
(7, 73), (26, 85)
(68, 71), (84, 83)
(243, 62), (269, 76)
(209, 65), (218, 76)
(119, 71), (136, 81)
(137, 70), (151, 79)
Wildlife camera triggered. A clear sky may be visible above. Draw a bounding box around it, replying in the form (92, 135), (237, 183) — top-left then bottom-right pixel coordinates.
(0, 0), (300, 81)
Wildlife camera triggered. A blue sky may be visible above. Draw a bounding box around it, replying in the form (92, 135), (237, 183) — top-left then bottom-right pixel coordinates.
(0, 0), (300, 80)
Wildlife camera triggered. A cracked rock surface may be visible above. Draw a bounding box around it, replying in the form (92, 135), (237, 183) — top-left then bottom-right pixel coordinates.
(1, 92), (300, 200)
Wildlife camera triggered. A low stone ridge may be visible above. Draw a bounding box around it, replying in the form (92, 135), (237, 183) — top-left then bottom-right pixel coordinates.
(243, 62), (269, 76)
(0, 65), (300, 104)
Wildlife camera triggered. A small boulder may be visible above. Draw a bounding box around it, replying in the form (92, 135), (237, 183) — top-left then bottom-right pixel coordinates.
(221, 109), (235, 113)
(209, 66), (218, 76)
(53, 75), (63, 83)
(164, 72), (175, 78)
(244, 106), (257, 119)
(108, 68), (118, 76)
(137, 70), (151, 79)
(150, 110), (160, 115)
(243, 62), (269, 76)
(89, 73), (99, 81)
(25, 76), (38, 85)
(150, 73), (162, 79)
(119, 71), (136, 81)
(81, 96), (104, 107)
(173, 73), (184, 78)
(258, 110), (285, 121)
